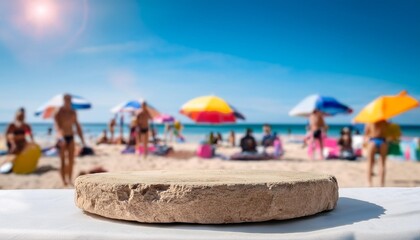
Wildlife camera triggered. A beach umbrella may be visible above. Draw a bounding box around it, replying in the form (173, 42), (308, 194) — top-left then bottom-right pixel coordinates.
(353, 91), (419, 123)
(35, 94), (91, 119)
(110, 99), (161, 118)
(154, 114), (175, 123)
(289, 94), (352, 117)
(180, 95), (243, 123)
(229, 105), (246, 120)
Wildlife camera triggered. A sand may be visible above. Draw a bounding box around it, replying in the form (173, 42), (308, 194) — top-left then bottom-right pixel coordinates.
(1, 140), (420, 189)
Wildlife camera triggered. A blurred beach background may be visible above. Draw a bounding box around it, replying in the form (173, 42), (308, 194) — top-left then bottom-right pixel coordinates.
(0, 0), (419, 189)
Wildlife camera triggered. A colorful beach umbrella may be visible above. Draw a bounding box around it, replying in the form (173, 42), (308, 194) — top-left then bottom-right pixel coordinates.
(353, 91), (419, 123)
(35, 94), (91, 119)
(180, 95), (243, 123)
(110, 99), (161, 118)
(229, 105), (246, 120)
(154, 114), (175, 123)
(289, 94), (352, 117)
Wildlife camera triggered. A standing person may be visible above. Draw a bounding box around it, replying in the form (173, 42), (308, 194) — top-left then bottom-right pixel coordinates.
(228, 130), (236, 147)
(216, 132), (223, 145)
(309, 110), (328, 160)
(365, 120), (389, 187)
(5, 108), (34, 155)
(208, 132), (216, 145)
(54, 94), (86, 186)
(128, 113), (137, 146)
(135, 101), (153, 158)
(108, 117), (117, 143)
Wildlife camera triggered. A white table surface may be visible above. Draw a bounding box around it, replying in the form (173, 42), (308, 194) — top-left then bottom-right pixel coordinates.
(0, 188), (419, 240)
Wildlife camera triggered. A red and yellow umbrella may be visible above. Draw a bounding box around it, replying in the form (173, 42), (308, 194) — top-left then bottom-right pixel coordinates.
(353, 91), (419, 123)
(180, 95), (238, 123)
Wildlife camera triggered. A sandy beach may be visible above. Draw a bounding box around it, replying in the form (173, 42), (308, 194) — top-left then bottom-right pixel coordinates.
(1, 140), (420, 189)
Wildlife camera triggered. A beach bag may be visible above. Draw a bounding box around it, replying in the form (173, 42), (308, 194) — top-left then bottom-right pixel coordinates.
(197, 144), (213, 159)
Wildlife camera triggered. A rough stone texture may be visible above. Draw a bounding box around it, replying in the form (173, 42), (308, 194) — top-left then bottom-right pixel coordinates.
(75, 170), (338, 224)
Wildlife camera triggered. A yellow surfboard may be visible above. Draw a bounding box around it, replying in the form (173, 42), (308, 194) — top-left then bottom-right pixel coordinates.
(13, 143), (42, 174)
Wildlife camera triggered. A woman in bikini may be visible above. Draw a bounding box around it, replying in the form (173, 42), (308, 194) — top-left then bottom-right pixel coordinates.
(365, 120), (388, 187)
(5, 108), (34, 158)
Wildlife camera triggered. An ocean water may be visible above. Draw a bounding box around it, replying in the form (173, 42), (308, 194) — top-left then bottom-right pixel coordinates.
(1, 123), (420, 143)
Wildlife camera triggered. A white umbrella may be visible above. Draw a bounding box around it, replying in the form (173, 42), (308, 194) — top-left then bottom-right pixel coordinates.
(35, 94), (91, 119)
(110, 99), (161, 118)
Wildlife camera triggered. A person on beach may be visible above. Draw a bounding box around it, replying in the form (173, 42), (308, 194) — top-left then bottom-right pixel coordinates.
(228, 130), (236, 147)
(309, 110), (328, 159)
(262, 124), (275, 147)
(365, 120), (389, 187)
(240, 128), (257, 153)
(96, 129), (109, 145)
(5, 108), (34, 156)
(338, 127), (355, 160)
(208, 132), (216, 145)
(54, 94), (86, 186)
(216, 132), (223, 145)
(108, 117), (116, 143)
(135, 101), (153, 157)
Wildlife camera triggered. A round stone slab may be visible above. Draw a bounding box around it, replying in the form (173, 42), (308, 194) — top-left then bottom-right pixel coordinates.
(75, 170), (338, 224)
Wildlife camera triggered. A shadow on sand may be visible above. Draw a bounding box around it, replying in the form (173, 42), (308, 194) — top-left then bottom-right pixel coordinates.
(33, 165), (58, 175)
(83, 197), (385, 234)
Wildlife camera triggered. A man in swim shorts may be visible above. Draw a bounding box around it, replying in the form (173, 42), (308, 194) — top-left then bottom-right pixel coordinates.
(365, 120), (388, 187)
(135, 101), (153, 158)
(54, 94), (86, 186)
(309, 109), (328, 160)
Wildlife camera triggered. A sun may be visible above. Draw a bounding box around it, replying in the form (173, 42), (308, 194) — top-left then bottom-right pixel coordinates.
(26, 0), (56, 26)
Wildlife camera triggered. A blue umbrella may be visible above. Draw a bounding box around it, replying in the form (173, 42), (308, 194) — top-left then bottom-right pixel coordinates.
(289, 95), (352, 117)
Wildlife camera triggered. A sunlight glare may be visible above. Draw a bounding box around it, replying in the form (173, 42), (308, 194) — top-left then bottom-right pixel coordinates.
(26, 0), (56, 26)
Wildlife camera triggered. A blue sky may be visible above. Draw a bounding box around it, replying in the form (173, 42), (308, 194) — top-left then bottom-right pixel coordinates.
(0, 0), (419, 123)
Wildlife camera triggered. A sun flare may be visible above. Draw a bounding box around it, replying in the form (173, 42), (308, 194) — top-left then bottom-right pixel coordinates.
(26, 0), (56, 26)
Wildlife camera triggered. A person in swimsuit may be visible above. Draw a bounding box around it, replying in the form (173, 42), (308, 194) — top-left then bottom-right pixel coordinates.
(5, 108), (34, 157)
(108, 117), (116, 143)
(135, 101), (153, 158)
(54, 94), (86, 186)
(309, 110), (328, 160)
(365, 120), (388, 187)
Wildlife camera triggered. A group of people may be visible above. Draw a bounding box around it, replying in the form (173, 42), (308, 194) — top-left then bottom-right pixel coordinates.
(1, 97), (402, 187)
(3, 97), (163, 185)
(306, 109), (395, 187)
(3, 94), (85, 186)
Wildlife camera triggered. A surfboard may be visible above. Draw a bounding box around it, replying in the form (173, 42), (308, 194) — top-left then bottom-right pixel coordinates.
(12, 143), (42, 174)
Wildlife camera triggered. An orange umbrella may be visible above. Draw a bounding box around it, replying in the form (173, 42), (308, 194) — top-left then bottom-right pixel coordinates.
(353, 91), (419, 123)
